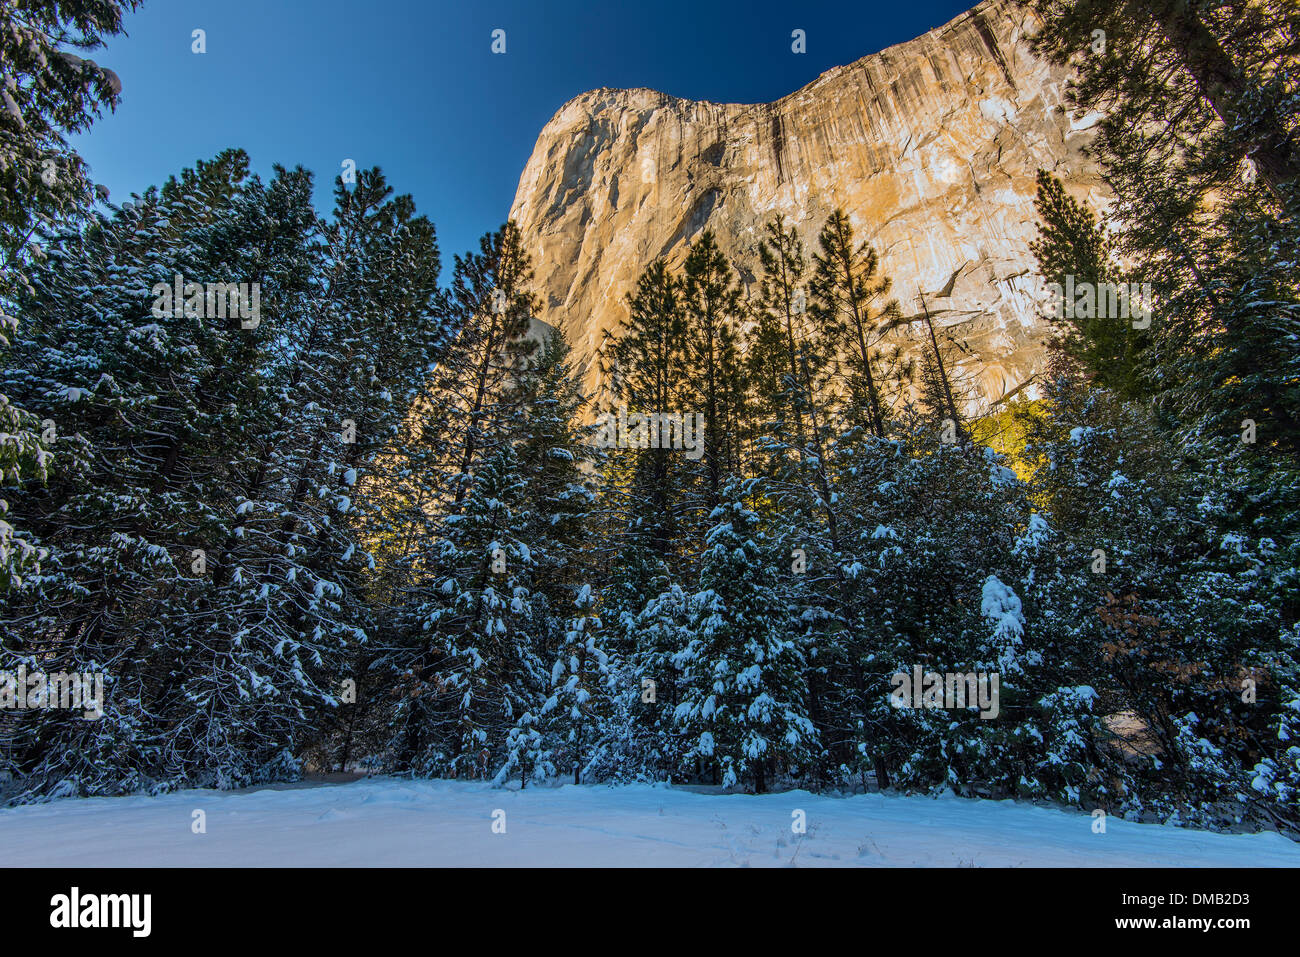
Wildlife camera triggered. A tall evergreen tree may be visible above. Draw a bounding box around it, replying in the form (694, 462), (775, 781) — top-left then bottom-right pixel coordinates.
(1, 151), (448, 799)
(809, 210), (905, 438)
(599, 261), (690, 652)
(680, 231), (747, 512)
(0, 0), (139, 592)
(393, 441), (547, 778)
(1011, 368), (1293, 824)
(1030, 0), (1300, 449)
(419, 222), (539, 514)
(1030, 170), (1149, 398)
(542, 583), (612, 784)
(670, 480), (818, 791)
(0, 0), (137, 267)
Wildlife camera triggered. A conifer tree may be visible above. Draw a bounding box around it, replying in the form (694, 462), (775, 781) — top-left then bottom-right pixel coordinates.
(0, 0), (139, 592)
(1010, 369), (1292, 824)
(418, 222), (539, 514)
(395, 442), (547, 778)
(1030, 170), (1149, 398)
(0, 0), (137, 267)
(623, 580), (699, 780)
(1031, 0), (1299, 210)
(1, 151), (448, 799)
(599, 261), (691, 650)
(747, 216), (845, 782)
(809, 210), (904, 438)
(671, 480), (818, 791)
(823, 407), (1028, 792)
(494, 708), (552, 789)
(543, 583), (611, 784)
(1031, 0), (1300, 449)
(0, 152), (326, 795)
(680, 231), (746, 512)
(512, 329), (598, 607)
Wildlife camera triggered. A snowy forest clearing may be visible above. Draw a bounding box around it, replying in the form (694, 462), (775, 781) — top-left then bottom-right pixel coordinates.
(2, 778), (1297, 867)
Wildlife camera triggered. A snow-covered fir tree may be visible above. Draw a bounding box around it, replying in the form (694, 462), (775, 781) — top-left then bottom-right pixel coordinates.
(542, 584), (612, 784)
(392, 441), (548, 779)
(0, 150), (447, 798)
(669, 479), (818, 792)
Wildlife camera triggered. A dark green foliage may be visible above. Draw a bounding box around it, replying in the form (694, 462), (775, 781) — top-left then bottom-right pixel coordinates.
(1030, 170), (1151, 397)
(3, 2), (1296, 833)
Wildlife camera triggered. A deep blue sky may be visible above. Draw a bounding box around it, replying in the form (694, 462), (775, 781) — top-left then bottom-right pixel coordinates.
(73, 0), (974, 264)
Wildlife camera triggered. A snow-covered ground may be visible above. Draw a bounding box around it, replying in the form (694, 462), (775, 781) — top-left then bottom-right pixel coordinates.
(2, 777), (1297, 867)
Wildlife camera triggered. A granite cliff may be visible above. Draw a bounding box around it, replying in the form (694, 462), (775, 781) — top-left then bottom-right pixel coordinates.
(508, 0), (1105, 412)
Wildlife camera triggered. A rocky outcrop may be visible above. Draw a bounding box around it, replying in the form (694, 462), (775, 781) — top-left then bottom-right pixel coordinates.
(508, 0), (1105, 414)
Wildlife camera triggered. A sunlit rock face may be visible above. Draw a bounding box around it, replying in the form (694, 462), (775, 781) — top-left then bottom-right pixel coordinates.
(508, 0), (1105, 414)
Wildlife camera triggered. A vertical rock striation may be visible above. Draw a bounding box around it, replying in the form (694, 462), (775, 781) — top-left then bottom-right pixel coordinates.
(508, 0), (1104, 412)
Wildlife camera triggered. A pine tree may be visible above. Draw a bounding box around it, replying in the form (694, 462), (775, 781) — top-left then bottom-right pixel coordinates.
(513, 329), (609, 784)
(1030, 0), (1300, 449)
(0, 0), (137, 267)
(0, 346), (49, 591)
(542, 584), (611, 784)
(511, 329), (597, 608)
(746, 216), (846, 784)
(1009, 369), (1292, 824)
(494, 708), (552, 789)
(245, 165), (447, 773)
(0, 0), (138, 594)
(422, 222), (539, 513)
(1, 151), (448, 799)
(1247, 624), (1300, 810)
(821, 405), (1029, 793)
(1031, 0), (1299, 211)
(680, 231), (746, 513)
(377, 228), (608, 786)
(1, 151), (326, 795)
(1030, 170), (1149, 398)
(624, 579), (699, 780)
(809, 209), (905, 438)
(670, 479), (818, 791)
(395, 442), (548, 779)
(598, 260), (693, 669)
(1021, 1), (1299, 825)
(749, 216), (816, 454)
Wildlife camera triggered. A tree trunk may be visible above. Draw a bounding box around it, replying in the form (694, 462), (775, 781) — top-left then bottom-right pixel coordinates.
(919, 293), (965, 439)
